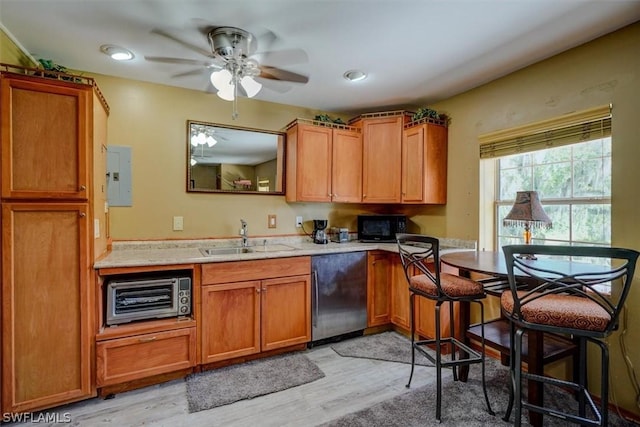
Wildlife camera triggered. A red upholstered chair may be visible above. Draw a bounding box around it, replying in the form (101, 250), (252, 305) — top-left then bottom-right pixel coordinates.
(501, 244), (639, 427)
(396, 233), (494, 422)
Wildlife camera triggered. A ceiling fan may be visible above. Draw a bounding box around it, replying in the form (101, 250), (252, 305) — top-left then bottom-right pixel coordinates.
(145, 25), (309, 119)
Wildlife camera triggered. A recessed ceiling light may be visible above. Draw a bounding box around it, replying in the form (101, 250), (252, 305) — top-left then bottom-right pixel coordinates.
(343, 70), (367, 82)
(100, 44), (134, 61)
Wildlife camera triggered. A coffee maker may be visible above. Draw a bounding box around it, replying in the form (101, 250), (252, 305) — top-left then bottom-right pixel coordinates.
(312, 219), (328, 244)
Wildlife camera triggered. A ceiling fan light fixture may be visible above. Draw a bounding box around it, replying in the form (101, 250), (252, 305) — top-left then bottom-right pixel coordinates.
(217, 85), (235, 101)
(210, 69), (232, 91)
(100, 44), (134, 61)
(343, 70), (367, 82)
(240, 76), (262, 98)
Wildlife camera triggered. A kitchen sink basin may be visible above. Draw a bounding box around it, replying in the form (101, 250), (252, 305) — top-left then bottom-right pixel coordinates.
(249, 243), (297, 252)
(199, 247), (251, 256)
(199, 243), (297, 256)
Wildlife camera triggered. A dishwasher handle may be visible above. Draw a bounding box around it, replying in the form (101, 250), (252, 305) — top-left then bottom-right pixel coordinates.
(312, 269), (319, 327)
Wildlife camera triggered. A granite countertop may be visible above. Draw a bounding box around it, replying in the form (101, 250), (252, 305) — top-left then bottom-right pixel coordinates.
(94, 236), (477, 269)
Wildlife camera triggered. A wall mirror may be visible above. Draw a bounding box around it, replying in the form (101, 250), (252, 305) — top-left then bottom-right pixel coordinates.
(187, 120), (285, 194)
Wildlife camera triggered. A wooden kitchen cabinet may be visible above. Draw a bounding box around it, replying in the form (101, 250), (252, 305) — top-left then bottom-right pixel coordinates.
(96, 327), (197, 387)
(200, 257), (311, 364)
(350, 111), (412, 204)
(367, 251), (391, 326)
(0, 74), (90, 200)
(402, 121), (448, 204)
(390, 255), (411, 330)
(0, 68), (109, 414)
(1, 203), (92, 412)
(285, 120), (362, 203)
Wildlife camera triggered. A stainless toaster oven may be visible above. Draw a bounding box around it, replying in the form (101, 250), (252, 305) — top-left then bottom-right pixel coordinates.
(105, 276), (191, 325)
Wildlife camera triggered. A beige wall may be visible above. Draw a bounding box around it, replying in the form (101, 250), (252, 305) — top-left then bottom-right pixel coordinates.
(0, 27), (36, 66)
(89, 74), (387, 239)
(431, 22), (640, 416)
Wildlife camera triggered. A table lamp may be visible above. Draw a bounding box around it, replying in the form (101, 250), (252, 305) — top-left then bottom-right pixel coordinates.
(503, 191), (552, 259)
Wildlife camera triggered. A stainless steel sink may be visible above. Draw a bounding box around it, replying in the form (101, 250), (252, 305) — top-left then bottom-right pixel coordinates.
(249, 243), (297, 252)
(199, 247), (251, 256)
(199, 243), (297, 256)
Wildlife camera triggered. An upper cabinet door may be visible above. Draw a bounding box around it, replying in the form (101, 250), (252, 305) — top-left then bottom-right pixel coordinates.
(286, 123), (333, 202)
(1, 76), (90, 200)
(331, 128), (362, 203)
(361, 116), (404, 203)
(402, 123), (448, 204)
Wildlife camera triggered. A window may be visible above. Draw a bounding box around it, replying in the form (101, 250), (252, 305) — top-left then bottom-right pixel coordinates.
(478, 105), (612, 252)
(496, 137), (611, 248)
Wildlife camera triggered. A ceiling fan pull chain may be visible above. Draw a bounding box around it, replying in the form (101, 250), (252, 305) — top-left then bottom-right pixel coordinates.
(232, 78), (239, 120)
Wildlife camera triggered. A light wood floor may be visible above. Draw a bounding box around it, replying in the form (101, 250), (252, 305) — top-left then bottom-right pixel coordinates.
(10, 342), (441, 427)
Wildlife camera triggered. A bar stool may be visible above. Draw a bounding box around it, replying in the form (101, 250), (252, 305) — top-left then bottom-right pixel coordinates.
(396, 233), (494, 422)
(501, 244), (639, 426)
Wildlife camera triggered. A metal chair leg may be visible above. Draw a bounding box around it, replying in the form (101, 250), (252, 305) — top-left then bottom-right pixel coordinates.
(477, 301), (495, 416)
(503, 320), (516, 422)
(513, 328), (525, 427)
(406, 292), (416, 389)
(435, 302), (442, 422)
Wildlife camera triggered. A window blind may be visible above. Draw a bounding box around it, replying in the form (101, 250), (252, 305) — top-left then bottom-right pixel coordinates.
(478, 104), (611, 159)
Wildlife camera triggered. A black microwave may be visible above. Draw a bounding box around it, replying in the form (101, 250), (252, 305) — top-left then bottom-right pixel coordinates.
(357, 214), (407, 242)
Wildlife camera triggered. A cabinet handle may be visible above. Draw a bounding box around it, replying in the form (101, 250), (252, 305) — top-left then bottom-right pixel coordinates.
(79, 185), (86, 191)
(312, 270), (319, 327)
(139, 336), (157, 343)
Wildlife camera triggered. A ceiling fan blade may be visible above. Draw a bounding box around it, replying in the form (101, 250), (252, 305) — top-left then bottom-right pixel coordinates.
(254, 49), (308, 67)
(172, 68), (209, 78)
(256, 77), (292, 94)
(145, 56), (220, 67)
(150, 28), (212, 57)
(258, 66), (309, 84)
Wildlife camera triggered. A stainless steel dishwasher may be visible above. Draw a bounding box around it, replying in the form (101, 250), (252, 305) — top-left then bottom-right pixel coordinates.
(311, 251), (367, 342)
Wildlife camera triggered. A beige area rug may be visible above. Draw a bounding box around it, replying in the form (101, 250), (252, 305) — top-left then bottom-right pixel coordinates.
(331, 331), (434, 366)
(185, 351), (324, 413)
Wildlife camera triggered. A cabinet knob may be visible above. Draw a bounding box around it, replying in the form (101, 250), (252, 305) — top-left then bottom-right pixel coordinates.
(79, 212), (86, 218)
(256, 288), (261, 293)
(79, 185), (86, 191)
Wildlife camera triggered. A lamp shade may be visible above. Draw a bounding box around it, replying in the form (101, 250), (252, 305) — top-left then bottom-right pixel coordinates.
(503, 191), (552, 229)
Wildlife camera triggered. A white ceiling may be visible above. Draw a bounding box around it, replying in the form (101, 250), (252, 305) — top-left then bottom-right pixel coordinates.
(1, 0), (640, 115)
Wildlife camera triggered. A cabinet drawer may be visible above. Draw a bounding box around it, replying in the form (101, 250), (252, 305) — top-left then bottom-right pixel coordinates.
(201, 256), (311, 285)
(96, 327), (196, 386)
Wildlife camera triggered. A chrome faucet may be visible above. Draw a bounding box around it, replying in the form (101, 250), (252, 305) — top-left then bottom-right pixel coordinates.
(240, 219), (248, 247)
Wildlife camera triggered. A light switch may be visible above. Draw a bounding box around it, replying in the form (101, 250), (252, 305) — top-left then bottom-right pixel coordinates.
(268, 214), (277, 229)
(173, 216), (184, 231)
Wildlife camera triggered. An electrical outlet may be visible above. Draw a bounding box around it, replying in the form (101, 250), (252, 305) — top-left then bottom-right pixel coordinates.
(268, 214), (277, 229)
(296, 216), (303, 228)
(173, 216), (184, 231)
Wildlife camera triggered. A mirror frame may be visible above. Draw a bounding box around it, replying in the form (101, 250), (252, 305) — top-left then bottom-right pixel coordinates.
(186, 120), (285, 195)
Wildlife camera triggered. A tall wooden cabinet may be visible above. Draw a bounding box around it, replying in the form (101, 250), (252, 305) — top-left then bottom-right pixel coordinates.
(285, 119), (362, 203)
(0, 68), (109, 413)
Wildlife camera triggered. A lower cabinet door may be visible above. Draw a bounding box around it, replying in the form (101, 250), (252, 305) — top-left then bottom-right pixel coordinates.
(261, 275), (311, 351)
(201, 281), (261, 364)
(96, 327), (196, 386)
